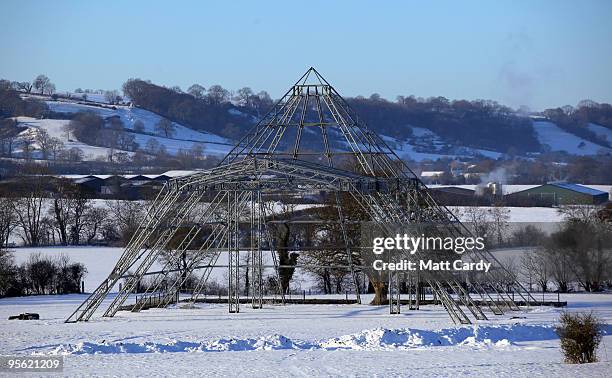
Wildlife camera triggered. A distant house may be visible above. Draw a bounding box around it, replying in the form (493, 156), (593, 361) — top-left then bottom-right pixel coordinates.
(73, 177), (106, 194)
(100, 176), (128, 195)
(430, 186), (476, 206)
(420, 171), (446, 184)
(506, 182), (608, 206)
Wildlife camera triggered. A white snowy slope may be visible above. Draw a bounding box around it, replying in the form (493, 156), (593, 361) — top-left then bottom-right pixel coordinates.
(533, 121), (612, 155)
(380, 127), (503, 162)
(383, 120), (612, 161)
(588, 123), (612, 144)
(14, 117), (134, 160)
(43, 100), (234, 157)
(0, 292), (610, 376)
(46, 101), (229, 144)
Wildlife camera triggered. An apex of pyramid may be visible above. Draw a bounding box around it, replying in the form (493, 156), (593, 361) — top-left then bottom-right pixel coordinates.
(295, 67), (329, 87)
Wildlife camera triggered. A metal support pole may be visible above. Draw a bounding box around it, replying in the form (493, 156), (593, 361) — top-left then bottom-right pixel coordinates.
(228, 190), (240, 313)
(251, 190), (263, 309)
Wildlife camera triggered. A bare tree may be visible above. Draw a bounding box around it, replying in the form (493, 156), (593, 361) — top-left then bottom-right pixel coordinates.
(49, 137), (65, 160)
(207, 85), (230, 105)
(59, 147), (84, 162)
(187, 84), (206, 99)
(154, 118), (175, 138)
(549, 220), (612, 292)
(0, 197), (17, 248)
(21, 138), (34, 160)
(458, 207), (493, 240)
(107, 200), (146, 244)
(104, 90), (120, 104)
(49, 180), (73, 246)
(35, 129), (54, 160)
(16, 81), (33, 93)
(234, 87), (254, 107)
(557, 205), (599, 221)
(47, 179), (91, 246)
(70, 189), (90, 245)
(0, 119), (19, 157)
(117, 132), (137, 151)
(44, 83), (56, 95)
(0, 249), (16, 296)
(191, 144), (205, 159)
(543, 244), (573, 293)
(33, 74), (53, 95)
(489, 205), (510, 245)
(145, 138), (162, 156)
(520, 249), (550, 292)
(262, 198), (300, 295)
(13, 175), (47, 246)
(82, 207), (108, 244)
(133, 120), (145, 133)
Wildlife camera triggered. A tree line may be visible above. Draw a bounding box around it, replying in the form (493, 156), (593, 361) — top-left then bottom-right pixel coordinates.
(122, 78), (274, 140)
(0, 251), (86, 297)
(543, 100), (612, 148)
(0, 171), (153, 248)
(461, 205), (612, 293)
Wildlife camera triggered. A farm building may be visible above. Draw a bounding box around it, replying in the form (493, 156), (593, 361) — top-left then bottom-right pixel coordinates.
(430, 186), (482, 206)
(506, 182), (609, 206)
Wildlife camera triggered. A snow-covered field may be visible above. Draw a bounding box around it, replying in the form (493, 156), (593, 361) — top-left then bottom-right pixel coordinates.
(449, 206), (567, 222)
(533, 121), (612, 155)
(2, 244), (612, 376)
(2, 197), (611, 376)
(0, 293), (611, 376)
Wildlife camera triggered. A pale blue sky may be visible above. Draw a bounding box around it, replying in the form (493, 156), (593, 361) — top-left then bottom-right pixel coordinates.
(1, 0), (611, 110)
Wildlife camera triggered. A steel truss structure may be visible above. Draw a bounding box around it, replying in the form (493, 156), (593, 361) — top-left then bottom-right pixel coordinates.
(66, 68), (537, 324)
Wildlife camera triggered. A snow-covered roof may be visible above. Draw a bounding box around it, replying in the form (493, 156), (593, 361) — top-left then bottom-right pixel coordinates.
(161, 170), (200, 178)
(420, 171), (445, 177)
(549, 182), (608, 196)
(73, 177), (101, 184)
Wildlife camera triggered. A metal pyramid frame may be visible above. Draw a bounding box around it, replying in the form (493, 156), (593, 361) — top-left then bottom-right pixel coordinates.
(66, 68), (536, 324)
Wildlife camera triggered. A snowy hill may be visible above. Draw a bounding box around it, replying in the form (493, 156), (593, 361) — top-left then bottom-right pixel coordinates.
(15, 117), (129, 160)
(588, 122), (612, 144)
(10, 96), (612, 163)
(532, 121), (612, 155)
(12, 99), (235, 161)
(380, 127), (503, 162)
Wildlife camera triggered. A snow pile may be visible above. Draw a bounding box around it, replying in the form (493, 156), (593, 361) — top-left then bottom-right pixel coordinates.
(50, 335), (308, 355)
(321, 324), (553, 350)
(203, 334), (308, 351)
(46, 324), (557, 355)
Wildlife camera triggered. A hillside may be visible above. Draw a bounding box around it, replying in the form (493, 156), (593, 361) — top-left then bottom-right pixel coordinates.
(8, 97), (234, 162)
(121, 79), (612, 159)
(2, 82), (612, 167)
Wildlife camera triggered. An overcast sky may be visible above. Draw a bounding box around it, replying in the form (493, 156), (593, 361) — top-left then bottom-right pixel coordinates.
(1, 0), (611, 110)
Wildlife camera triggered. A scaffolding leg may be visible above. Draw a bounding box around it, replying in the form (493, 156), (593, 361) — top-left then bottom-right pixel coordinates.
(389, 271), (401, 314)
(228, 190), (240, 313)
(251, 191), (263, 309)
